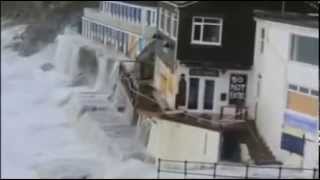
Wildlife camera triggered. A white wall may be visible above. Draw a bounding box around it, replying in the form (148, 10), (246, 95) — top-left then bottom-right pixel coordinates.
(146, 117), (221, 169)
(252, 19), (319, 168)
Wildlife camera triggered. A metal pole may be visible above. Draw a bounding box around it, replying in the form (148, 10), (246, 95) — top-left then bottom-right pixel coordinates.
(313, 168), (318, 179)
(157, 158), (161, 179)
(245, 164), (249, 179)
(213, 163), (217, 179)
(219, 107), (224, 120)
(278, 166), (282, 179)
(184, 160), (187, 179)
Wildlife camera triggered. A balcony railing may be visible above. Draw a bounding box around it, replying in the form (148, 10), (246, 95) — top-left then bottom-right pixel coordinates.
(84, 8), (144, 36)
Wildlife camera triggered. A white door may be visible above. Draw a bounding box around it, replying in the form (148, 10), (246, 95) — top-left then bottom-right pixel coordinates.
(187, 77), (215, 112)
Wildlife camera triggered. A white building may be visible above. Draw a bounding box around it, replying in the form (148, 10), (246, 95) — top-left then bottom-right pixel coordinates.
(251, 10), (319, 168)
(81, 1), (158, 58)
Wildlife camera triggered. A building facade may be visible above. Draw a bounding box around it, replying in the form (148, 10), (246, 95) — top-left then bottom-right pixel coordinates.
(82, 1), (158, 58)
(152, 1), (287, 116)
(137, 1), (293, 166)
(252, 10), (319, 168)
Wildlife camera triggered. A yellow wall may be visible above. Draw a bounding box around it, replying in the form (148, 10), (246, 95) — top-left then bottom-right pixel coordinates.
(154, 58), (178, 109)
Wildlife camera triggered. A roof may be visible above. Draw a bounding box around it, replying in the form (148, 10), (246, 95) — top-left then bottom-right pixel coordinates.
(122, 1), (158, 8)
(254, 10), (319, 29)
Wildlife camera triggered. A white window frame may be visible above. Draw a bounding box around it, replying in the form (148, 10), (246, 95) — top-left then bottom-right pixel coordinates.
(191, 16), (223, 46)
(159, 8), (178, 40)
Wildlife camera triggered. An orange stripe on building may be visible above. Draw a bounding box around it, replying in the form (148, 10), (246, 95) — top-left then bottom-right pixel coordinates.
(287, 91), (319, 117)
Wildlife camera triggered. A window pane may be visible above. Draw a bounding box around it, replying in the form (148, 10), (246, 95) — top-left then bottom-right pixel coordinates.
(203, 25), (220, 43)
(299, 87), (309, 94)
(291, 35), (319, 66)
(166, 13), (171, 34)
(147, 10), (151, 26)
(133, 8), (137, 22)
(289, 84), (298, 91)
(204, 80), (214, 110)
(173, 20), (178, 38)
(311, 90), (319, 97)
(204, 18), (221, 24)
(188, 78), (199, 109)
(161, 12), (165, 29)
(138, 9), (141, 23)
(194, 17), (202, 22)
(193, 25), (201, 41)
(152, 12), (156, 24)
(261, 28), (265, 39)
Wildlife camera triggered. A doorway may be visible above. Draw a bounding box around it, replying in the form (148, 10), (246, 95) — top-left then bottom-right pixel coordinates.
(221, 132), (241, 162)
(187, 77), (215, 112)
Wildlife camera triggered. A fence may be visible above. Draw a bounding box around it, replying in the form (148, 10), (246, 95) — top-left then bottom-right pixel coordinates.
(157, 159), (319, 179)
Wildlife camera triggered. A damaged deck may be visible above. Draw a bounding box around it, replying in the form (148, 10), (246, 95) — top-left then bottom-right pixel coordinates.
(135, 84), (247, 133)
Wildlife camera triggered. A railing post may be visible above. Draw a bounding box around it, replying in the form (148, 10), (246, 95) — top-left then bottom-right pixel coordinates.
(313, 168), (318, 179)
(278, 166), (282, 179)
(213, 163), (217, 179)
(219, 106), (224, 120)
(245, 164), (249, 179)
(157, 158), (161, 179)
(184, 160), (187, 179)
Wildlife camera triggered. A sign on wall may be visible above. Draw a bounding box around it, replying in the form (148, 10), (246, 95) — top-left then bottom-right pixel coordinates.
(281, 132), (305, 156)
(229, 74), (247, 105)
(190, 67), (220, 77)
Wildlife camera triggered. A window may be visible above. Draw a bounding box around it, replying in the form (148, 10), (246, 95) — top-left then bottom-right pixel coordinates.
(166, 11), (171, 35)
(147, 10), (151, 26)
(204, 80), (215, 110)
(289, 84), (298, 91)
(160, 8), (165, 31)
(110, 3), (114, 16)
(188, 78), (200, 109)
(311, 90), (319, 97)
(159, 8), (178, 40)
(290, 34), (319, 66)
(299, 86), (309, 94)
(138, 9), (142, 23)
(172, 13), (178, 39)
(152, 11), (156, 25)
(191, 16), (223, 46)
(133, 8), (137, 22)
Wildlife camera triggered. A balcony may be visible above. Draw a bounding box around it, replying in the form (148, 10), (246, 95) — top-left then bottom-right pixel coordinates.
(84, 8), (157, 40)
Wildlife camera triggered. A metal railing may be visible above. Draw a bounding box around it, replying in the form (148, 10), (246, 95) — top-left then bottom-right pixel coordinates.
(157, 159), (319, 179)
